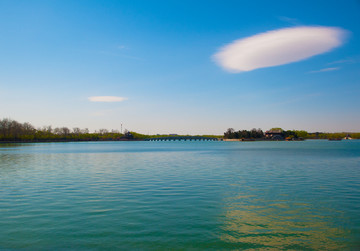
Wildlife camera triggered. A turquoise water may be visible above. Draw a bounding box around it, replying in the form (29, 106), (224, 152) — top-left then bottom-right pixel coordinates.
(0, 140), (359, 250)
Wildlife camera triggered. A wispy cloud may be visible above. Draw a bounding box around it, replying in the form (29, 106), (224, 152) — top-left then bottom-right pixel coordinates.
(308, 67), (340, 73)
(117, 45), (127, 49)
(213, 26), (347, 73)
(278, 16), (300, 25)
(327, 59), (355, 65)
(88, 96), (128, 102)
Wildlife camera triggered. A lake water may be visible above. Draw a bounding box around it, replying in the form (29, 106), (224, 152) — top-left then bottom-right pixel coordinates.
(0, 140), (359, 250)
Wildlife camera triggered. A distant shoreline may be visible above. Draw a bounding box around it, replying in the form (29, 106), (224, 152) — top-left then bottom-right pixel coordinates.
(2, 138), (355, 144)
(1, 118), (359, 143)
(0, 139), (145, 144)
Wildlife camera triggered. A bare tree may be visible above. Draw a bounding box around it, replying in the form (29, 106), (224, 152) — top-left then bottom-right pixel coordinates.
(23, 122), (35, 134)
(41, 125), (52, 133)
(60, 127), (70, 136)
(81, 128), (89, 134)
(98, 129), (109, 135)
(73, 127), (81, 135)
(53, 127), (61, 135)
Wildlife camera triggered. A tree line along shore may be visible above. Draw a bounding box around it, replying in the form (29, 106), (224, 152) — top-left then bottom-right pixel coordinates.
(0, 118), (219, 142)
(0, 118), (359, 143)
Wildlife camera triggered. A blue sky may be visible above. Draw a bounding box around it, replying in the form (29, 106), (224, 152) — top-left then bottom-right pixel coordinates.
(0, 0), (359, 134)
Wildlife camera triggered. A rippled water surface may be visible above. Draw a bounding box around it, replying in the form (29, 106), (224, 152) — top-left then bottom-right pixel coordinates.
(1, 140), (360, 250)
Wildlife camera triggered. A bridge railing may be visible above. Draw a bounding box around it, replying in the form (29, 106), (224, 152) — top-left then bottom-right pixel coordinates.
(144, 136), (219, 141)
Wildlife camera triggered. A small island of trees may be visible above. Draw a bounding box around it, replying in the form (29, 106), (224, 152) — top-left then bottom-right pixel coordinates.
(223, 127), (360, 140)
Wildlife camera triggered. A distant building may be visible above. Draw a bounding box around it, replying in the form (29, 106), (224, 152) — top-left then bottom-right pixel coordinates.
(265, 129), (284, 140)
(344, 134), (352, 140)
(124, 131), (134, 139)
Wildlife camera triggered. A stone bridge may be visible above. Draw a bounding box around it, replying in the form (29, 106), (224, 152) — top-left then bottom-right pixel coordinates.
(144, 136), (220, 141)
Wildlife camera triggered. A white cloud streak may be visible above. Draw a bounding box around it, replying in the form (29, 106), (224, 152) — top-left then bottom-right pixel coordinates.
(278, 16), (300, 25)
(88, 96), (128, 102)
(213, 26), (347, 73)
(327, 59), (355, 65)
(308, 67), (340, 73)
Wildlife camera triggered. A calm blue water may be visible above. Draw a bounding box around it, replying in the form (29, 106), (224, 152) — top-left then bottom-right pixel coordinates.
(0, 140), (359, 250)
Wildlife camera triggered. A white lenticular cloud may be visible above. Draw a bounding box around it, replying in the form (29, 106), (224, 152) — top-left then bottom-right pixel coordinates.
(213, 26), (347, 72)
(88, 96), (128, 102)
